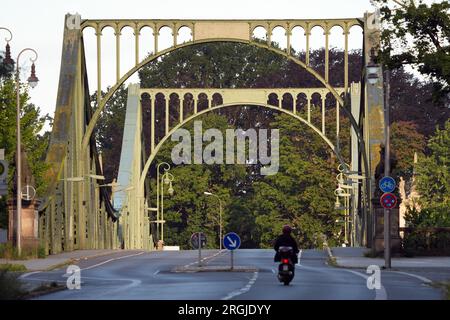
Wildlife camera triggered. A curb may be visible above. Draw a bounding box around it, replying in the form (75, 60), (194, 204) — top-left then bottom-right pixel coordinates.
(21, 283), (66, 300)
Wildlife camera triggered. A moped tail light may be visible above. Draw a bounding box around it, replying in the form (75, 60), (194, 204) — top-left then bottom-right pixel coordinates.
(282, 259), (289, 264)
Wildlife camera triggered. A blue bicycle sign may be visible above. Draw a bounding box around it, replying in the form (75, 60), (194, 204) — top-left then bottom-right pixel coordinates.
(379, 176), (396, 193)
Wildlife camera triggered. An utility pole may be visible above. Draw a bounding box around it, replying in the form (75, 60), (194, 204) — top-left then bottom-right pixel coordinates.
(384, 69), (391, 269)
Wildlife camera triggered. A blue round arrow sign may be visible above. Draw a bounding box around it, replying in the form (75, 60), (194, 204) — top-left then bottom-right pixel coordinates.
(223, 232), (241, 251)
(379, 176), (396, 193)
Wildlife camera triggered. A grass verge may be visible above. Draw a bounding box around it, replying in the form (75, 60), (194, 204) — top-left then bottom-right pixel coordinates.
(0, 263), (27, 272)
(0, 243), (46, 260)
(432, 281), (450, 300)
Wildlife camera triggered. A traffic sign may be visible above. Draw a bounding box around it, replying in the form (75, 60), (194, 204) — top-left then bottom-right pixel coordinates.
(0, 160), (7, 180)
(190, 232), (206, 249)
(21, 185), (36, 201)
(380, 192), (397, 209)
(379, 176), (396, 193)
(223, 232), (241, 251)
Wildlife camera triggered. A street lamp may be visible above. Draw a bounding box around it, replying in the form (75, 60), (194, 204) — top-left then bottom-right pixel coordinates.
(0, 27), (14, 74)
(204, 191), (223, 250)
(156, 162), (174, 244)
(160, 171), (174, 242)
(16, 48), (39, 256)
(1, 27), (39, 256)
(335, 164), (354, 246)
(367, 48), (380, 85)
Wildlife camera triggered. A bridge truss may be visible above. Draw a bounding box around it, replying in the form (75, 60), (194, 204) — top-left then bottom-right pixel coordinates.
(37, 13), (385, 253)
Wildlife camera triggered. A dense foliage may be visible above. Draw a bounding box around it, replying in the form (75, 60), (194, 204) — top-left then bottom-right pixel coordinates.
(373, 0), (450, 102)
(0, 77), (50, 229)
(403, 121), (450, 256)
(92, 40), (448, 249)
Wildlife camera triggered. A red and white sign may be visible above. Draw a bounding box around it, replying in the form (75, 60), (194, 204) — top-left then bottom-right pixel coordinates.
(380, 192), (397, 209)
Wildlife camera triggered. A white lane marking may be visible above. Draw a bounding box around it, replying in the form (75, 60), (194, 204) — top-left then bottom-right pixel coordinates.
(153, 270), (160, 276)
(341, 269), (388, 300)
(297, 249), (303, 266)
(271, 268), (276, 274)
(390, 271), (433, 284)
(88, 277), (142, 297)
(62, 252), (145, 275)
(296, 264), (387, 300)
(20, 271), (42, 279)
(222, 271), (259, 300)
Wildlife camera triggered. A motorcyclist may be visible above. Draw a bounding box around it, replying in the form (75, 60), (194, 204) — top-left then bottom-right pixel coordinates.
(274, 225), (299, 264)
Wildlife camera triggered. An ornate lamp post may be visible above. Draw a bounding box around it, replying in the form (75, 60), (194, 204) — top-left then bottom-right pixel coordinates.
(204, 191), (223, 250)
(0, 28), (14, 74)
(156, 162), (174, 244)
(160, 171), (174, 243)
(1, 27), (39, 256)
(335, 163), (353, 246)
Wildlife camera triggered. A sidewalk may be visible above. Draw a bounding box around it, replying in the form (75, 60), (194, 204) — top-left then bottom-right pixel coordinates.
(330, 247), (450, 269)
(0, 249), (122, 272)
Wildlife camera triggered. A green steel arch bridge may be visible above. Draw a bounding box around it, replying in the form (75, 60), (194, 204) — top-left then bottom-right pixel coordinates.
(36, 13), (388, 254)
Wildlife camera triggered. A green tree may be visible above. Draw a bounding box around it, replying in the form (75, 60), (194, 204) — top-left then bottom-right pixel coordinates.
(250, 113), (342, 248)
(92, 86), (127, 184)
(390, 121), (426, 182)
(150, 113), (247, 249)
(416, 120), (450, 209)
(0, 78), (50, 228)
(373, 0), (450, 101)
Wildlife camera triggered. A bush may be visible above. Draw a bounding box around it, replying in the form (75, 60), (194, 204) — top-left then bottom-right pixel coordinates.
(37, 245), (46, 259)
(402, 205), (450, 256)
(0, 243), (47, 260)
(0, 264), (27, 272)
(0, 270), (25, 300)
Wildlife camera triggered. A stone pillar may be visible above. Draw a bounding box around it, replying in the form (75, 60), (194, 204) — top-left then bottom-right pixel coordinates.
(8, 198), (40, 250)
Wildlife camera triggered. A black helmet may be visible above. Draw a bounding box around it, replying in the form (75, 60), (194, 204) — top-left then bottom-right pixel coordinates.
(282, 225), (292, 234)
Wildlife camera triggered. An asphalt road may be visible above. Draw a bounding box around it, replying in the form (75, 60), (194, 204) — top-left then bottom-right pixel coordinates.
(23, 249), (444, 300)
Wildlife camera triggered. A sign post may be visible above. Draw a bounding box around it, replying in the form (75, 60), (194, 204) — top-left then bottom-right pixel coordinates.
(191, 232), (206, 267)
(223, 232), (241, 270)
(379, 176), (397, 269)
(198, 232), (201, 267)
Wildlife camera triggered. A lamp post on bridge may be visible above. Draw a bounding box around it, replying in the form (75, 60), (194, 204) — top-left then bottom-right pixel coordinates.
(335, 164), (353, 247)
(156, 162), (174, 245)
(1, 27), (39, 256)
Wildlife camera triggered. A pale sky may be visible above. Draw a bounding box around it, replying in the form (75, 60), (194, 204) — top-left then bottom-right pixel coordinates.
(1, 0), (377, 125)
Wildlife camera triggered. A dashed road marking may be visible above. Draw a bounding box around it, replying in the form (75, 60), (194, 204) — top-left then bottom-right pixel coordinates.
(222, 271), (259, 300)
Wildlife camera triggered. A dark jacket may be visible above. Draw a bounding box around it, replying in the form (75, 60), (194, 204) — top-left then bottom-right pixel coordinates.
(274, 234), (299, 263)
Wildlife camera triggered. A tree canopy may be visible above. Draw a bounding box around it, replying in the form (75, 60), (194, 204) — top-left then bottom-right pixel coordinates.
(373, 0), (450, 101)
